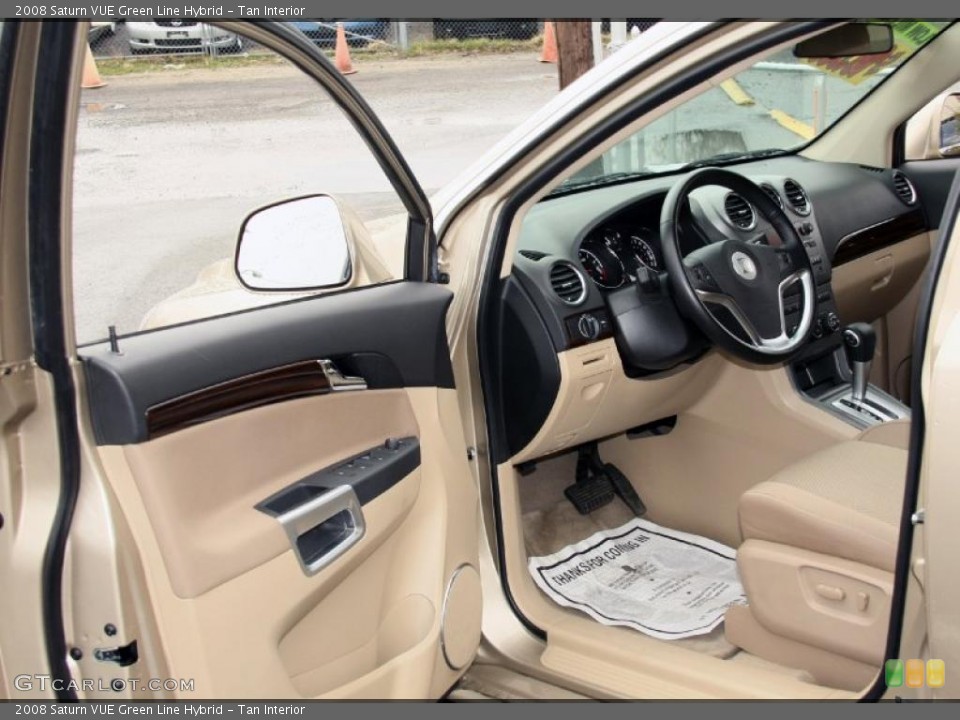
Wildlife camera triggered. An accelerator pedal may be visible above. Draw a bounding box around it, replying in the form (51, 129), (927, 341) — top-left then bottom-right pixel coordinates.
(603, 463), (647, 517)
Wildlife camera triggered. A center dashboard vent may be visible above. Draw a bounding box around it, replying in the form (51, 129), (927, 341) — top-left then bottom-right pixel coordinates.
(783, 179), (811, 216)
(724, 193), (756, 230)
(549, 261), (587, 305)
(892, 170), (918, 205)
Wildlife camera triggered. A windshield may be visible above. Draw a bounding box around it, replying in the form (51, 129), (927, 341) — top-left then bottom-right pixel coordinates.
(556, 21), (950, 192)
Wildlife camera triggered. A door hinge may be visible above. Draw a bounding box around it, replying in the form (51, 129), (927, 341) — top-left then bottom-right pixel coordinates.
(93, 640), (138, 667)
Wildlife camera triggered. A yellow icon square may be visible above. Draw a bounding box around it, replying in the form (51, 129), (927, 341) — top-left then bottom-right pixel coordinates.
(905, 659), (925, 688)
(927, 659), (945, 689)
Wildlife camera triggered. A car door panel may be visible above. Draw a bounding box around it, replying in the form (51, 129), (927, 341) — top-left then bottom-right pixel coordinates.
(43, 17), (484, 698)
(83, 295), (481, 697)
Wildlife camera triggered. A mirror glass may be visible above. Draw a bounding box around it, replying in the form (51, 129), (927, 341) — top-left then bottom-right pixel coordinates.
(794, 23), (894, 58)
(940, 94), (960, 156)
(236, 195), (352, 291)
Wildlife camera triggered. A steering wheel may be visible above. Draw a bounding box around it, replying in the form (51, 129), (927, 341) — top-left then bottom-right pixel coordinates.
(659, 168), (815, 365)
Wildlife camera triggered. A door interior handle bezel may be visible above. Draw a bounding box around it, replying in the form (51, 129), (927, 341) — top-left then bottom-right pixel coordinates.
(275, 484), (366, 576)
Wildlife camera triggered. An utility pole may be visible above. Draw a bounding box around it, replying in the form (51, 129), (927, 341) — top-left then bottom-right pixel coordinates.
(555, 20), (594, 89)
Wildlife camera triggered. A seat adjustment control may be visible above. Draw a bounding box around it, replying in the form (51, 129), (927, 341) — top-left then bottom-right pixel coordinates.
(814, 583), (846, 602)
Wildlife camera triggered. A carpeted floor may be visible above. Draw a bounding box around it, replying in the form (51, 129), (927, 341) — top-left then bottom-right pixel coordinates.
(518, 448), (813, 683)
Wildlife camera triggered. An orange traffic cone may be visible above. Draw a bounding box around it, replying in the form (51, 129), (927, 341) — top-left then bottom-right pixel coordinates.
(540, 21), (558, 64)
(334, 22), (356, 75)
(82, 42), (106, 89)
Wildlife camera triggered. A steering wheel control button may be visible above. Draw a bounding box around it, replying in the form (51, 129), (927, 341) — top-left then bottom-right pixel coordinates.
(826, 312), (841, 333)
(690, 264), (719, 291)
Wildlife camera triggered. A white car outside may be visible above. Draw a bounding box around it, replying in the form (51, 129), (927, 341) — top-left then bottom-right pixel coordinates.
(127, 21), (243, 54)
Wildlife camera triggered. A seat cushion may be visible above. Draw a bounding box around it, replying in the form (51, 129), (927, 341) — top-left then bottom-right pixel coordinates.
(739, 441), (908, 572)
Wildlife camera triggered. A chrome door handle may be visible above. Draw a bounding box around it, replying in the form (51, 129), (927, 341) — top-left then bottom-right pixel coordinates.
(276, 485), (366, 576)
(319, 359), (367, 392)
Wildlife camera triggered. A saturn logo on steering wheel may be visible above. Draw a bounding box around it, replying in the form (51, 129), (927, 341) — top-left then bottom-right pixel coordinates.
(731, 251), (758, 281)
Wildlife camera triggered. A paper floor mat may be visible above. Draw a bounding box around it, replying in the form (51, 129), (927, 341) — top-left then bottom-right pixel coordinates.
(528, 518), (747, 640)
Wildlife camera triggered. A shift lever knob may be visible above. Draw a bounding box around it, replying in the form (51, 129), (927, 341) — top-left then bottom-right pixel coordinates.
(843, 322), (876, 363)
(843, 322), (876, 403)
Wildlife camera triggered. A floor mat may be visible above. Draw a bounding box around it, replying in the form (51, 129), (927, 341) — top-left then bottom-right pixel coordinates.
(528, 518), (747, 641)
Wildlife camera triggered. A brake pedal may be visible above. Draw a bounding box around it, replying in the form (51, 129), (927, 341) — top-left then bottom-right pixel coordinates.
(564, 444), (615, 515)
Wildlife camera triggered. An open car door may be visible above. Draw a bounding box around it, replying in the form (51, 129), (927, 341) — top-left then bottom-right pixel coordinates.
(1, 21), (481, 700)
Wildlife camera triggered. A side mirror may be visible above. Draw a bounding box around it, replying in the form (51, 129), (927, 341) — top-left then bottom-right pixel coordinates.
(938, 93), (960, 157)
(794, 23), (894, 59)
(235, 195), (352, 292)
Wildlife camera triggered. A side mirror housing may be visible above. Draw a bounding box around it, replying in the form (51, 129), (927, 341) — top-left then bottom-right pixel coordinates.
(235, 195), (352, 292)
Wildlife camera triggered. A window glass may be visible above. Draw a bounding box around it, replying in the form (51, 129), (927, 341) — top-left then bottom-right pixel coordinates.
(72, 26), (407, 344)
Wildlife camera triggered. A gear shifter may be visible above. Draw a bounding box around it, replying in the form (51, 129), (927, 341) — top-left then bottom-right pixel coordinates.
(843, 322), (876, 404)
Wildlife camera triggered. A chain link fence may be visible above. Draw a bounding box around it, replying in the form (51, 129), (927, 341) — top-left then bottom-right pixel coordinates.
(90, 20), (658, 60)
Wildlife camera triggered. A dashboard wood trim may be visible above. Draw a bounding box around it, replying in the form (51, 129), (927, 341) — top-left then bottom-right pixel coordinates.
(832, 210), (927, 266)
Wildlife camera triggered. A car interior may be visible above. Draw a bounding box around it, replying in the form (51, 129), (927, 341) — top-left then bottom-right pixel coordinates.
(3, 19), (959, 703)
(470, 20), (959, 699)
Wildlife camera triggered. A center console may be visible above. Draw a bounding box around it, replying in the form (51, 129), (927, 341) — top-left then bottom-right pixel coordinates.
(787, 218), (910, 430)
(790, 320), (910, 430)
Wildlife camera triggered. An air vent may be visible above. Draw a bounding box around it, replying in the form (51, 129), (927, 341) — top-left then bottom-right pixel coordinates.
(859, 164), (885, 174)
(783, 179), (811, 216)
(519, 249), (548, 261)
(760, 183), (783, 210)
(549, 261), (587, 305)
(892, 171), (917, 205)
(724, 193), (756, 230)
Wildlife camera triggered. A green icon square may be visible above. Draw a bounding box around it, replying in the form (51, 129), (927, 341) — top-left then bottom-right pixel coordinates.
(885, 659), (905, 687)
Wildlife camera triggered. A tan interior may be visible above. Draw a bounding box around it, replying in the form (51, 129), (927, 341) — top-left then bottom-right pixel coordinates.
(77, 385), (480, 699)
(832, 231), (933, 400)
(120, 389), (420, 599)
(7, 19), (959, 703)
(427, 22), (952, 700)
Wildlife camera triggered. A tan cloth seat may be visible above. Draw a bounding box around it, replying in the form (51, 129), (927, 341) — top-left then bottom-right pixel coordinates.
(739, 441), (908, 572)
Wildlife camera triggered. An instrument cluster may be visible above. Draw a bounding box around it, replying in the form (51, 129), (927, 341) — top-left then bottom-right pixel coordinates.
(577, 225), (661, 290)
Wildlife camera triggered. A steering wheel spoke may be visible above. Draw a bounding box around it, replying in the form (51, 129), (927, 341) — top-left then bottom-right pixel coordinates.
(694, 288), (764, 345)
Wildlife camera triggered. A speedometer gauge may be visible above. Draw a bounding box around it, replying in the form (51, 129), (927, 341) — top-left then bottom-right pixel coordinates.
(628, 233), (659, 271)
(578, 246), (625, 290)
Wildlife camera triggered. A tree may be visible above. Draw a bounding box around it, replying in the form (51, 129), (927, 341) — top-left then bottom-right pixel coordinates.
(555, 20), (594, 90)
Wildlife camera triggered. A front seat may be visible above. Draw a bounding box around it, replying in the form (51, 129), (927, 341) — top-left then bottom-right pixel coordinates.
(724, 436), (909, 691)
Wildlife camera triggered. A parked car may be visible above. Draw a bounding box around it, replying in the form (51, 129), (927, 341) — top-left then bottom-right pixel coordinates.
(126, 21), (243, 54)
(290, 20), (389, 47)
(432, 19), (540, 40)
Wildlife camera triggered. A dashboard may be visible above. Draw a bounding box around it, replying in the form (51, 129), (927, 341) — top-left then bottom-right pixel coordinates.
(510, 156), (925, 352)
(492, 155), (930, 459)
